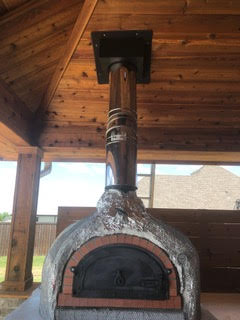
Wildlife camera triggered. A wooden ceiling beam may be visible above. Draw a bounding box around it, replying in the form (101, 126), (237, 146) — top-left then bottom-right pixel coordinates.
(38, 125), (240, 151)
(41, 147), (240, 165)
(0, 78), (33, 146)
(36, 0), (99, 120)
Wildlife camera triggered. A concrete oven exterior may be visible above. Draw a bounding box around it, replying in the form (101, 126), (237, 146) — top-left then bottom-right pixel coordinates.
(39, 190), (201, 320)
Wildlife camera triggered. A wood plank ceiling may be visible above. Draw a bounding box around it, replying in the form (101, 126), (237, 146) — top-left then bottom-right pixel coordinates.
(1, 0), (240, 162)
(0, 0), (29, 15)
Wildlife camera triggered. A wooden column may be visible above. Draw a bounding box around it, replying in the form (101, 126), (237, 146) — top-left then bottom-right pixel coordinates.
(1, 147), (43, 291)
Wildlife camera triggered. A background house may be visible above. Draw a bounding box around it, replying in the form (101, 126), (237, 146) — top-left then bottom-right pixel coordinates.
(137, 166), (240, 210)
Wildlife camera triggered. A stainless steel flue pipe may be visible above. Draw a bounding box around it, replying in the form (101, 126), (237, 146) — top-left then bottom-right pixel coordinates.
(105, 63), (137, 192)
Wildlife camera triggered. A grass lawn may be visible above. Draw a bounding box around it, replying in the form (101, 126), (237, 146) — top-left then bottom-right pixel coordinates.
(0, 256), (6, 282)
(0, 256), (45, 283)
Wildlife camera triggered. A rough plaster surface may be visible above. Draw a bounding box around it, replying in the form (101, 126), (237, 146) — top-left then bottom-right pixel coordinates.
(39, 190), (201, 320)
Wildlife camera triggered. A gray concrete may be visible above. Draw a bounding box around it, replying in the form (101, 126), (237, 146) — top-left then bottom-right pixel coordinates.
(0, 296), (26, 320)
(5, 288), (217, 320)
(6, 288), (42, 320)
(56, 309), (185, 320)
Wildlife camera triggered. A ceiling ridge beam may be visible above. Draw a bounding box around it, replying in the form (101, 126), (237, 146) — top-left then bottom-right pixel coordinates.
(0, 78), (33, 146)
(35, 0), (99, 123)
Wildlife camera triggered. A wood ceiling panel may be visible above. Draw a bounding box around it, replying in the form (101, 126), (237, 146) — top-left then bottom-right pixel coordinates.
(0, 0), (77, 33)
(18, 64), (57, 110)
(43, 0), (240, 161)
(52, 80), (240, 107)
(0, 0), (30, 16)
(48, 58), (240, 126)
(83, 14), (240, 35)
(44, 103), (240, 129)
(0, 134), (17, 160)
(37, 0), (99, 120)
(0, 0), (84, 112)
(0, 78), (33, 146)
(39, 125), (240, 153)
(60, 58), (240, 83)
(0, 45), (63, 83)
(0, 4), (80, 51)
(0, 2), (7, 15)
(0, 0), (239, 161)
(0, 0), (29, 11)
(96, 0), (240, 15)
(0, 29), (72, 68)
(75, 35), (240, 60)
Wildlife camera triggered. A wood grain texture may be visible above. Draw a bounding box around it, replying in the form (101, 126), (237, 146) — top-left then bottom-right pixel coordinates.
(40, 147), (240, 164)
(42, 0), (240, 160)
(0, 0), (29, 15)
(0, 222), (56, 256)
(96, 0), (240, 15)
(38, 0), (98, 116)
(1, 0), (240, 160)
(0, 78), (33, 145)
(0, 134), (18, 160)
(0, 0), (84, 112)
(38, 125), (240, 155)
(2, 148), (42, 291)
(0, 1), (7, 14)
(85, 14), (240, 34)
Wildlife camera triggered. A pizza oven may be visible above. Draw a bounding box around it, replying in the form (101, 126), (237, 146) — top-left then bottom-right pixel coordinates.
(58, 235), (181, 309)
(39, 31), (202, 320)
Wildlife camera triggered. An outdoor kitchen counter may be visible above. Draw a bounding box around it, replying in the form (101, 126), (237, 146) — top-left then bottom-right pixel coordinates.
(4, 287), (240, 320)
(201, 293), (240, 320)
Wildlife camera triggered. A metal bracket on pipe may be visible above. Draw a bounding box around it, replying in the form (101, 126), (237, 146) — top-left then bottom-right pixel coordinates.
(91, 30), (153, 84)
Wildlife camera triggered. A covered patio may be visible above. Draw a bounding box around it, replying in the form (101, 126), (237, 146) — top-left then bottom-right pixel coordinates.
(0, 0), (240, 319)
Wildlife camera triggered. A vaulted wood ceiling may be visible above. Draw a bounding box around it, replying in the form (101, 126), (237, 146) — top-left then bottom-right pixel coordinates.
(0, 0), (28, 14)
(1, 0), (240, 163)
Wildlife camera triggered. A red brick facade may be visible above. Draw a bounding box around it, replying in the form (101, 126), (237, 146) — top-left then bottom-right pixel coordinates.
(58, 234), (182, 309)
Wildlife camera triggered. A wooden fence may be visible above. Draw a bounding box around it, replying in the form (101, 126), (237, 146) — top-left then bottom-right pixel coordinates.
(0, 222), (56, 256)
(1, 208), (240, 291)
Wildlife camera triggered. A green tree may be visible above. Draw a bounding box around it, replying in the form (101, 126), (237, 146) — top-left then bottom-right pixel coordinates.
(0, 212), (10, 221)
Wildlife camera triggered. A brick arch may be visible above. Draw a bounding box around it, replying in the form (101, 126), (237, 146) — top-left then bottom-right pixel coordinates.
(58, 234), (182, 309)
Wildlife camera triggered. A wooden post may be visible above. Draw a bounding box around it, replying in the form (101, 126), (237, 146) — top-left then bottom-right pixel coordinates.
(149, 163), (156, 208)
(1, 147), (43, 291)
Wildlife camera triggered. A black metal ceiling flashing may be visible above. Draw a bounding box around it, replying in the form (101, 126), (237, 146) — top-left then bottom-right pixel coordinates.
(91, 30), (153, 84)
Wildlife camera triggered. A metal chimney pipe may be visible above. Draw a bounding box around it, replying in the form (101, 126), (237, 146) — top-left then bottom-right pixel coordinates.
(105, 63), (137, 192)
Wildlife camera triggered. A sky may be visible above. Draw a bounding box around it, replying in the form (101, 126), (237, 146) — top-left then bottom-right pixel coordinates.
(1, 161), (240, 215)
